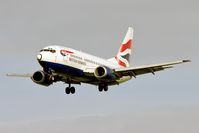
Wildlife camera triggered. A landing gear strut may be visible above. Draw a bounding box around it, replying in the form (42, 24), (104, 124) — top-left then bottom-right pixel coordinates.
(65, 83), (76, 94)
(98, 84), (108, 92)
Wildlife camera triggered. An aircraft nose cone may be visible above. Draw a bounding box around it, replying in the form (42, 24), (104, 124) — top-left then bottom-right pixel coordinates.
(37, 54), (42, 61)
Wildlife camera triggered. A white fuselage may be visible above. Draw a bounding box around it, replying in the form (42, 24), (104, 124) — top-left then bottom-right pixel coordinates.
(37, 45), (131, 85)
(39, 45), (120, 69)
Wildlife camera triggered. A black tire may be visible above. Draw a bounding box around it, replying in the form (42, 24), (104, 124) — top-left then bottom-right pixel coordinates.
(65, 87), (70, 94)
(104, 85), (108, 91)
(70, 87), (76, 94)
(98, 86), (103, 92)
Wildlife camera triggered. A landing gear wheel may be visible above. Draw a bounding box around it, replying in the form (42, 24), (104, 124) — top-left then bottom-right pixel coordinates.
(65, 87), (71, 94)
(104, 85), (108, 91)
(98, 86), (103, 92)
(98, 85), (108, 92)
(70, 87), (76, 94)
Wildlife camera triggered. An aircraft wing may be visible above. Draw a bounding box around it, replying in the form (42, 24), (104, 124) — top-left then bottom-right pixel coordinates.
(114, 60), (191, 77)
(6, 73), (32, 77)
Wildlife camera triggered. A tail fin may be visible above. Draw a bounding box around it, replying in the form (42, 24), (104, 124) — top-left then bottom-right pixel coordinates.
(109, 27), (133, 67)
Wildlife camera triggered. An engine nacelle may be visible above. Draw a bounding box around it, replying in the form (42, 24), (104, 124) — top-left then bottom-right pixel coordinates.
(31, 71), (53, 86)
(94, 66), (116, 80)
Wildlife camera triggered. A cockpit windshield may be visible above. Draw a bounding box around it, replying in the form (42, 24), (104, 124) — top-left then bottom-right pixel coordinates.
(40, 48), (56, 53)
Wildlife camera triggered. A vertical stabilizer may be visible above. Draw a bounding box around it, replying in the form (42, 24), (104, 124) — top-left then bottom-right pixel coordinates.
(113, 27), (133, 67)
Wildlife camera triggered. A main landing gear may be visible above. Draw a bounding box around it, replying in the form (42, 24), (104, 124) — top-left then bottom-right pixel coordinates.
(65, 83), (109, 94)
(65, 84), (76, 94)
(98, 84), (108, 92)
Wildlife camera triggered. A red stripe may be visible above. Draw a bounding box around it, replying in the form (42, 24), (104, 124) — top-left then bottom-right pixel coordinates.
(60, 50), (74, 54)
(115, 57), (126, 67)
(118, 60), (126, 67)
(120, 39), (132, 52)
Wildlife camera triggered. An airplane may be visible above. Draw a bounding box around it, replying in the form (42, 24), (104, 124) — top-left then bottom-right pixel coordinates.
(7, 27), (190, 94)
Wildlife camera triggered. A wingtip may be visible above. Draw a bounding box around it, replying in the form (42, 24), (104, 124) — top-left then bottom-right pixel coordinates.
(183, 60), (191, 63)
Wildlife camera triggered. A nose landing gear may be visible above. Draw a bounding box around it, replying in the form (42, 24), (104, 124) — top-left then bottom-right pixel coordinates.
(65, 84), (76, 94)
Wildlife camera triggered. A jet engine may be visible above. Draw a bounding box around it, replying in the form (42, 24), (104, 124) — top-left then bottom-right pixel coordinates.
(94, 66), (116, 80)
(31, 71), (53, 86)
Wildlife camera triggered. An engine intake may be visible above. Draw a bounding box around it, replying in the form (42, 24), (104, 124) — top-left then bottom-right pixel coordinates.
(31, 71), (53, 86)
(94, 66), (116, 80)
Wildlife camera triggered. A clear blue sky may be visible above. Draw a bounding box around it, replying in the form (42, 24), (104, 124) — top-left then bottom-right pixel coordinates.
(0, 0), (198, 132)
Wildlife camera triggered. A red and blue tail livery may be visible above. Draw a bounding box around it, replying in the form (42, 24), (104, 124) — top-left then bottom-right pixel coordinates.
(116, 27), (133, 67)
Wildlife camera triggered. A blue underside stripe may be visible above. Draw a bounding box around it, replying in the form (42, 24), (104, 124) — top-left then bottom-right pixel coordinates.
(39, 61), (84, 77)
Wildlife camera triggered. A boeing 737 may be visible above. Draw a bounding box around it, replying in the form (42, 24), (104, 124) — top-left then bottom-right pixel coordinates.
(7, 27), (190, 94)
